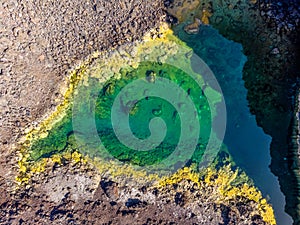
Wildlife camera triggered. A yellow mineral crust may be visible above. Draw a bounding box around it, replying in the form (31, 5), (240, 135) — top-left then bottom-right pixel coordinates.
(158, 165), (276, 225)
(167, 0), (201, 22)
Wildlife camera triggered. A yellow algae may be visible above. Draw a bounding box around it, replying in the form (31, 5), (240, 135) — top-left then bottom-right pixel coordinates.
(260, 205), (277, 225)
(86, 156), (159, 183)
(202, 166), (276, 225)
(167, 0), (201, 22)
(158, 165), (201, 187)
(51, 154), (62, 165)
(15, 150), (88, 186)
(71, 151), (87, 164)
(156, 165), (276, 225)
(201, 9), (212, 25)
(30, 158), (48, 173)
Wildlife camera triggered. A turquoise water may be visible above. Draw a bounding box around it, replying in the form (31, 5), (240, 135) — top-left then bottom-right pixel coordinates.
(94, 62), (212, 168)
(30, 61), (215, 172)
(173, 24), (293, 224)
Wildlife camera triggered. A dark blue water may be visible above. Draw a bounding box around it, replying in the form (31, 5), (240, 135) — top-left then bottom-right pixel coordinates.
(173, 24), (293, 224)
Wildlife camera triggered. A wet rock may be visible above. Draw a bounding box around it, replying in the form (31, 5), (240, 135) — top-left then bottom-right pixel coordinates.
(165, 14), (178, 25)
(100, 180), (119, 200)
(145, 70), (156, 83)
(125, 198), (146, 208)
(215, 16), (224, 25)
(270, 47), (280, 55)
(259, 0), (300, 33)
(184, 18), (202, 34)
(174, 192), (185, 206)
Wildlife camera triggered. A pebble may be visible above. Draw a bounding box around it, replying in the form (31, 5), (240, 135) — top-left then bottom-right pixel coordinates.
(259, 0), (300, 33)
(271, 48), (280, 55)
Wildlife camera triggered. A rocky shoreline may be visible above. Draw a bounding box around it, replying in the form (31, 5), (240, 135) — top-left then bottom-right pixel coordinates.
(0, 0), (299, 224)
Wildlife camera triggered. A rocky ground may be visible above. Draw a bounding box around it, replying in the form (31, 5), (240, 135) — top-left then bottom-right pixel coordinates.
(0, 158), (269, 225)
(0, 0), (164, 146)
(0, 0), (299, 224)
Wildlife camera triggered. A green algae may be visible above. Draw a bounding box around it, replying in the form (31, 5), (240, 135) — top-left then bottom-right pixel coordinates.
(29, 61), (212, 168)
(95, 61), (212, 166)
(29, 115), (73, 160)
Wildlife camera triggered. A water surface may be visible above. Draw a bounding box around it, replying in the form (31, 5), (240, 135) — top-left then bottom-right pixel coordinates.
(173, 24), (292, 224)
